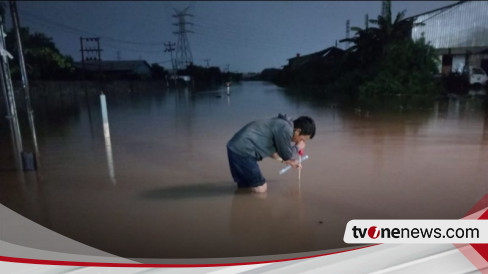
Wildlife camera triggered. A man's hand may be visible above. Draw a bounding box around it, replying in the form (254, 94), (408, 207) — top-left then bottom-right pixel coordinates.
(284, 159), (301, 169)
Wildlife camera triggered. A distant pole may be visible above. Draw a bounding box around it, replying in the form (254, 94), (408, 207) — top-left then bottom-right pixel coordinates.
(225, 64), (231, 86)
(80, 37), (103, 91)
(96, 38), (102, 88)
(96, 38), (102, 61)
(9, 0), (39, 159)
(80, 37), (85, 73)
(164, 41), (176, 80)
(204, 58), (210, 68)
(80, 37), (103, 73)
(345, 19), (350, 49)
(382, 1), (391, 19)
(365, 14), (369, 29)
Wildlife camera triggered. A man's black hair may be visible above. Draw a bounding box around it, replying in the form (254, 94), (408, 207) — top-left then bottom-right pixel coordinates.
(293, 116), (316, 139)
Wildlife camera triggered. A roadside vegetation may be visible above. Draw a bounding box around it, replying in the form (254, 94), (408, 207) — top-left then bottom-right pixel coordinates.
(268, 2), (443, 111)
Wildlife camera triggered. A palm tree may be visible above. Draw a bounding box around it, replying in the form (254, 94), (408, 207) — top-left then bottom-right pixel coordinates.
(368, 9), (414, 45)
(340, 0), (417, 64)
(333, 1), (439, 108)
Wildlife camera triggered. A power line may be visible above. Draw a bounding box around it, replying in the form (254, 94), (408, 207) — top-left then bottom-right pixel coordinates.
(191, 17), (322, 54)
(18, 10), (167, 46)
(102, 41), (164, 54)
(18, 5), (320, 57)
(19, 14), (167, 59)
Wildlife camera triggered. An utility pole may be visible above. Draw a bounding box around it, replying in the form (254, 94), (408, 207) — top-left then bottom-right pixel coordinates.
(9, 0), (39, 164)
(172, 7), (194, 70)
(345, 19), (350, 49)
(80, 37), (102, 63)
(382, 0), (391, 19)
(164, 41), (176, 80)
(80, 37), (103, 91)
(225, 64), (230, 82)
(204, 58), (210, 68)
(80, 37), (103, 78)
(0, 13), (23, 170)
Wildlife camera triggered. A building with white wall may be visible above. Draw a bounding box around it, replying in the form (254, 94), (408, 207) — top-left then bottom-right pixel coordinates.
(410, 1), (488, 74)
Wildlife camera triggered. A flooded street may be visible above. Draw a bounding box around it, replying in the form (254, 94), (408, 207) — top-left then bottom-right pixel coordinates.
(1, 81), (488, 259)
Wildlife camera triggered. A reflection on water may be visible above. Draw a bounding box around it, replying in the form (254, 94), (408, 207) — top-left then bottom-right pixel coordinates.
(0, 81), (487, 259)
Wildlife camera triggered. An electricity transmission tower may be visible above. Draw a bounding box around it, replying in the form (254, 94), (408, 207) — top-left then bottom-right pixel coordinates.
(172, 7), (194, 70)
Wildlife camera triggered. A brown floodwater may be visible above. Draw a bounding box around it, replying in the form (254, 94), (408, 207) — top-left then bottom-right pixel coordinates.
(1, 81), (487, 260)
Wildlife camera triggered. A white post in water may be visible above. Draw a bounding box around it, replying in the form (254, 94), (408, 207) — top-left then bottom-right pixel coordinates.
(100, 92), (116, 184)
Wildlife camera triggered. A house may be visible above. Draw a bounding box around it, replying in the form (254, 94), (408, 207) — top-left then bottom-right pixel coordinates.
(286, 46), (345, 72)
(274, 46), (345, 86)
(74, 60), (152, 79)
(409, 1), (488, 74)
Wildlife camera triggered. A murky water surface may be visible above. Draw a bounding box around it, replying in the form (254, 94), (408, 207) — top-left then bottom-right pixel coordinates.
(1, 81), (487, 259)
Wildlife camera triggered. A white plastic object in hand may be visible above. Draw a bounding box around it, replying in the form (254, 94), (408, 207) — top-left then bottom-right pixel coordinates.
(279, 155), (309, 175)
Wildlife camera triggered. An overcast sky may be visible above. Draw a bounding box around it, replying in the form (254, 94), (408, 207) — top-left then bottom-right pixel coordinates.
(8, 1), (457, 73)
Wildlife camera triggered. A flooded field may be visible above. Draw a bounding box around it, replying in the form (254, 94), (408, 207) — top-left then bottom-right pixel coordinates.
(1, 81), (487, 260)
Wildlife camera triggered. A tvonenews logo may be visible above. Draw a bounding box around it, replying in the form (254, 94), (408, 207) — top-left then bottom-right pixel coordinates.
(367, 226), (380, 239)
(344, 220), (488, 244)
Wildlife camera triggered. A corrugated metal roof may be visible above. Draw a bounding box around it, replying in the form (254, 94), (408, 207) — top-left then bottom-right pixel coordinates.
(287, 47), (344, 65)
(411, 1), (488, 49)
(404, 1), (463, 21)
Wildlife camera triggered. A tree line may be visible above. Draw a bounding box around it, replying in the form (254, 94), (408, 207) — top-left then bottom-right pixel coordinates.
(261, 2), (442, 110)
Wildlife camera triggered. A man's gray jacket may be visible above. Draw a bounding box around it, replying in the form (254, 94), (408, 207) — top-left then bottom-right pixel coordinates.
(227, 113), (298, 161)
